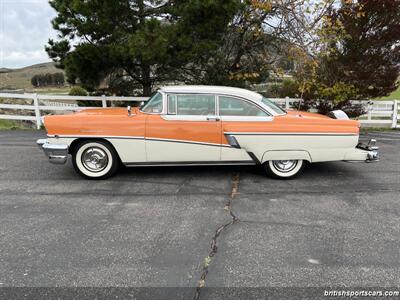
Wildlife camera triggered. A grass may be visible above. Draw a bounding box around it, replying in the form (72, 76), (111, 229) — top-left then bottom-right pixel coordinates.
(25, 87), (71, 95)
(374, 85), (400, 100)
(0, 119), (32, 130)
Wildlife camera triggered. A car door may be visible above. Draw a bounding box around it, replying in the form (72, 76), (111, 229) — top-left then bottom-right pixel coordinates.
(145, 93), (222, 163)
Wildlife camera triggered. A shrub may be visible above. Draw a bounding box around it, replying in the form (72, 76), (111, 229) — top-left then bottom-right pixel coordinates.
(69, 86), (101, 107)
(69, 86), (88, 96)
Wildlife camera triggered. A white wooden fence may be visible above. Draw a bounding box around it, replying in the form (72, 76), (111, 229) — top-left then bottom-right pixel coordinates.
(0, 93), (147, 129)
(0, 93), (399, 129)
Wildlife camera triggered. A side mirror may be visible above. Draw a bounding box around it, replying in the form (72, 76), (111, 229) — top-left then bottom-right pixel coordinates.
(127, 106), (132, 117)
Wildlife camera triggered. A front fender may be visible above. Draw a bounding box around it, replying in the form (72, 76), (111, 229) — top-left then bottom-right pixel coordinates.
(261, 150), (312, 164)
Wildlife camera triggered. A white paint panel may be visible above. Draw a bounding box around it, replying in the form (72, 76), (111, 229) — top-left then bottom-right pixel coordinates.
(343, 148), (369, 161)
(107, 138), (146, 162)
(221, 147), (252, 161)
(233, 134), (359, 162)
(145, 140), (220, 162)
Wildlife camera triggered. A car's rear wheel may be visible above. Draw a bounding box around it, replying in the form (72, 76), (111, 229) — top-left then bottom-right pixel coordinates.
(72, 140), (119, 179)
(264, 159), (304, 179)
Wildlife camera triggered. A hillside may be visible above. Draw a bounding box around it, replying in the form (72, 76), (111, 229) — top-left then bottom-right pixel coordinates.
(0, 62), (66, 90)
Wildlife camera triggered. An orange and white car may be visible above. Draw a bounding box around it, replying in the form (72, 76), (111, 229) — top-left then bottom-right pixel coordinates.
(37, 86), (379, 179)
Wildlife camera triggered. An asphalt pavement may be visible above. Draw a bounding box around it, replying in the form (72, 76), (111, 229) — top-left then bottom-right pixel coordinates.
(0, 130), (399, 299)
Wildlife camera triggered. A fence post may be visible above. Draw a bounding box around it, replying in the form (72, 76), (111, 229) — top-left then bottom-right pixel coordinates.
(285, 97), (290, 109)
(392, 100), (398, 129)
(101, 95), (107, 108)
(367, 101), (372, 121)
(33, 93), (42, 129)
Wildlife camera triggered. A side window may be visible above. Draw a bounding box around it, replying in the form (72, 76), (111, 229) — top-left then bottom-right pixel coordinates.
(169, 94), (216, 116)
(141, 92), (163, 113)
(168, 95), (177, 114)
(219, 96), (268, 116)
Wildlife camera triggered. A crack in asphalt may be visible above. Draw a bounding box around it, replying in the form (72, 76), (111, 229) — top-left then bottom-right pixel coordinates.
(192, 172), (240, 300)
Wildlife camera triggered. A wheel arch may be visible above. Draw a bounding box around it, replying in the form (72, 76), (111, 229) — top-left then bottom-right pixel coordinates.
(261, 150), (312, 164)
(69, 138), (122, 163)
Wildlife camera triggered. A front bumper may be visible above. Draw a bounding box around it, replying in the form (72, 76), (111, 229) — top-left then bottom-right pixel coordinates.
(37, 139), (69, 165)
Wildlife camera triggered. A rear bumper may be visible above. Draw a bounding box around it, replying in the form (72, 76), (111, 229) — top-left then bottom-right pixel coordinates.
(344, 139), (379, 163)
(356, 139), (379, 163)
(37, 139), (68, 165)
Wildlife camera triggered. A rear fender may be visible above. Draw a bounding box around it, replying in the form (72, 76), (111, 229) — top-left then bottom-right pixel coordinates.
(261, 150), (312, 164)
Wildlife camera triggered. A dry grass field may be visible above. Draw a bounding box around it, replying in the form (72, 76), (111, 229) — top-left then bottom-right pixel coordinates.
(0, 62), (67, 92)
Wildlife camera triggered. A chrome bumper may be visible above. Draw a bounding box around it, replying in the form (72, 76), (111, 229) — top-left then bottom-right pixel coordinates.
(37, 139), (68, 165)
(356, 139), (379, 163)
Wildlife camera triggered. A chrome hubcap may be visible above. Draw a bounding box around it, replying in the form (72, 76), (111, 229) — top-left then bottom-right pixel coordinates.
(272, 160), (298, 173)
(82, 147), (108, 172)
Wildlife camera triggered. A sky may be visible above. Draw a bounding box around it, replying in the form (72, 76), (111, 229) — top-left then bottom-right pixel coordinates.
(0, 0), (58, 69)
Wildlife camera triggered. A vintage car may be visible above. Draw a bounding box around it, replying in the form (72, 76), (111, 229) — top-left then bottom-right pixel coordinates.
(37, 85), (379, 179)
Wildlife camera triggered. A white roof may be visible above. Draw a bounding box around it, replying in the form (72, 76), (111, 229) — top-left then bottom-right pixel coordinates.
(159, 85), (263, 102)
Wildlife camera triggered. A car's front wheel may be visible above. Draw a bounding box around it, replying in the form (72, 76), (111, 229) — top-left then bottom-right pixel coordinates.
(72, 140), (119, 179)
(264, 159), (305, 179)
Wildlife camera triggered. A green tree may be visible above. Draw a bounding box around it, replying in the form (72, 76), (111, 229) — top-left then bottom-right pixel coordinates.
(326, 0), (400, 99)
(53, 73), (65, 86)
(46, 0), (241, 96)
(287, 0), (400, 115)
(31, 75), (39, 87)
(31, 73), (65, 87)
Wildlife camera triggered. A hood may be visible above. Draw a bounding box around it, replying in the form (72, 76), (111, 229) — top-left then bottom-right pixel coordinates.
(43, 107), (141, 136)
(75, 107), (130, 116)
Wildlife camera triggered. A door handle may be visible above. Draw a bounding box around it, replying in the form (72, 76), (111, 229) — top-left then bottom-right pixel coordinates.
(206, 116), (220, 121)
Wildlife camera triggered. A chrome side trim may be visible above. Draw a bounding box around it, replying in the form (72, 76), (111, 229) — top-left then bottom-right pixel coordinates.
(224, 132), (358, 136)
(161, 115), (216, 122)
(145, 137), (231, 148)
(224, 134), (241, 149)
(124, 161), (255, 167)
(47, 134), (144, 140)
(48, 135), (232, 148)
(219, 116), (274, 122)
(247, 152), (261, 165)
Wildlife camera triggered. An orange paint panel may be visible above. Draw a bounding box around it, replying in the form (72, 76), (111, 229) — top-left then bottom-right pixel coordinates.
(145, 115), (222, 145)
(222, 113), (359, 135)
(45, 108), (146, 137)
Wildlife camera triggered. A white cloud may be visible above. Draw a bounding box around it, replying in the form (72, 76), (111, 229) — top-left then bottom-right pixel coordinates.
(0, 0), (58, 68)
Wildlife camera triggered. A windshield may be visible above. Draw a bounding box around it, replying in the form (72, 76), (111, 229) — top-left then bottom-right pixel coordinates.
(140, 92), (163, 113)
(261, 97), (286, 115)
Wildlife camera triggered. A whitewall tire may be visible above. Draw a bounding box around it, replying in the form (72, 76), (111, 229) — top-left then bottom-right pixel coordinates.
(72, 140), (119, 179)
(264, 159), (305, 179)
